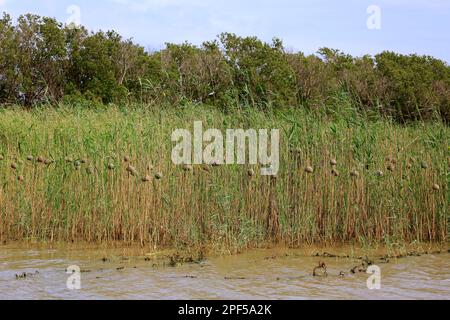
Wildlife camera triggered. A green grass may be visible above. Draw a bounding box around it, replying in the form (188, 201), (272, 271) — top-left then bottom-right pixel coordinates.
(0, 103), (448, 252)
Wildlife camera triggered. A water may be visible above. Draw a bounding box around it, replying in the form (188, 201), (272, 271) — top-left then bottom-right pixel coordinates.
(0, 245), (449, 300)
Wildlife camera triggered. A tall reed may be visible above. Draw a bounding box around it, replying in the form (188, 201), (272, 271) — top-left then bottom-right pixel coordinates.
(0, 104), (448, 251)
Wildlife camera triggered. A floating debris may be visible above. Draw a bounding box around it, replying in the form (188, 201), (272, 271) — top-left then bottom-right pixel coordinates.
(313, 252), (350, 259)
(361, 256), (373, 266)
(313, 262), (327, 277)
(15, 270), (39, 280)
(350, 257), (373, 273)
(350, 265), (367, 274)
(379, 256), (390, 264)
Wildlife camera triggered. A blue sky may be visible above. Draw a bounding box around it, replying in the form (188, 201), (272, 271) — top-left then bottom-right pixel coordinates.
(1, 0), (449, 62)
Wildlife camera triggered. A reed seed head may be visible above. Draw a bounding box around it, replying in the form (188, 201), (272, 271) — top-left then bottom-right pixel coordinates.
(305, 166), (314, 174)
(331, 169), (340, 177)
(126, 165), (137, 176)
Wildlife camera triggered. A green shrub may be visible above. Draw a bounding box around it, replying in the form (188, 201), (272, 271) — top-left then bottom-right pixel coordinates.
(0, 13), (449, 122)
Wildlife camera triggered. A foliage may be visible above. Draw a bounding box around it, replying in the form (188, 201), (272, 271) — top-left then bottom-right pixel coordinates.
(0, 13), (450, 122)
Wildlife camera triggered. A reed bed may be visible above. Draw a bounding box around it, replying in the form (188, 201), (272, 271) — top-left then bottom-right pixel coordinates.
(0, 104), (448, 251)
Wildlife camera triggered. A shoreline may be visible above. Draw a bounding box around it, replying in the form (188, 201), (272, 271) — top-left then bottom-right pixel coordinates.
(2, 240), (448, 261)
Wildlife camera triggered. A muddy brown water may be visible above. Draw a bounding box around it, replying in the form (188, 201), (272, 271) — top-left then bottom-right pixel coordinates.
(0, 244), (449, 300)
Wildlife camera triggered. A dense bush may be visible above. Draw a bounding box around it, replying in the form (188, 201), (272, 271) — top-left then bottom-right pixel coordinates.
(1, 13), (449, 122)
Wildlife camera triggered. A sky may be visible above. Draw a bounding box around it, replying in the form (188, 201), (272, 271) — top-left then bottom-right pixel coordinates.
(1, 0), (449, 62)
